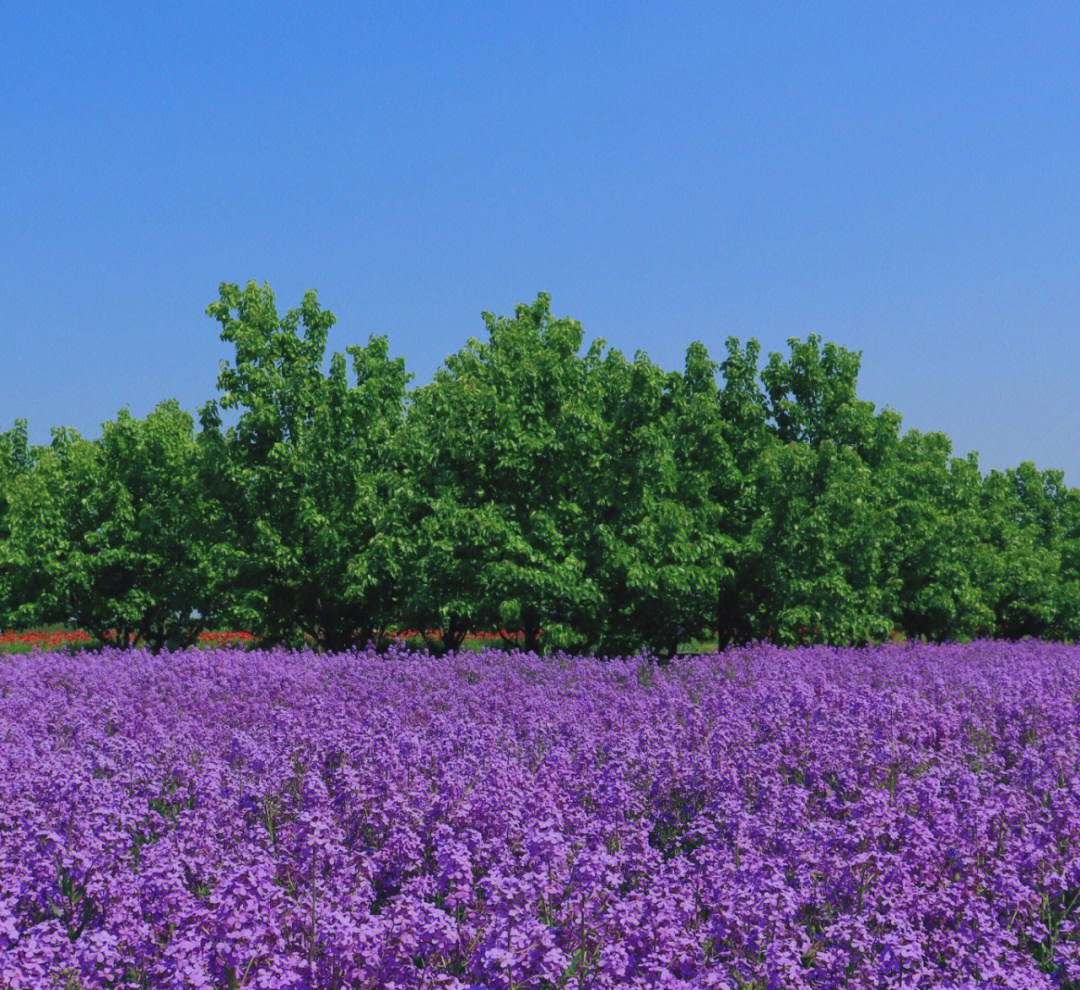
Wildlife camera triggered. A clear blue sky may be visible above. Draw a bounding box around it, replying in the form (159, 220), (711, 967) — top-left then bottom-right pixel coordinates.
(3, 2), (1078, 480)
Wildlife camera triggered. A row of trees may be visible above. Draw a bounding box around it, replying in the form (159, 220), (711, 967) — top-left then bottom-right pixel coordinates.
(3, 282), (1079, 654)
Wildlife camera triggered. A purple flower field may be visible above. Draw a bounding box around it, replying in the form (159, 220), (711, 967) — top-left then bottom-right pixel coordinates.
(2, 643), (1080, 988)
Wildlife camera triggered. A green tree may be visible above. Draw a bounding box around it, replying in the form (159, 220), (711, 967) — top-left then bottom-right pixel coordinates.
(82, 403), (215, 648)
(883, 433), (995, 640)
(1055, 487), (1080, 639)
(0, 420), (34, 628)
(2, 406), (215, 648)
(738, 438), (898, 645)
(726, 336), (904, 645)
(2, 428), (90, 632)
(203, 281), (411, 651)
(976, 463), (1066, 639)
(6, 284), (1080, 654)
(586, 343), (736, 655)
(715, 338), (772, 647)
(403, 294), (604, 653)
(760, 334), (901, 466)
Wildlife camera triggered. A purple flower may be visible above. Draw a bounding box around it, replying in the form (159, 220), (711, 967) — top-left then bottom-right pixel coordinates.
(1, 640), (1080, 986)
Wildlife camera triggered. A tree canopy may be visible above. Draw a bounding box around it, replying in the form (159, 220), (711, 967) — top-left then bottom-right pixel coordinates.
(3, 281), (1077, 654)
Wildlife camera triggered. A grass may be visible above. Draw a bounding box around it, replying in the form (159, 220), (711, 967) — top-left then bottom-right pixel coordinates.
(677, 636), (721, 656)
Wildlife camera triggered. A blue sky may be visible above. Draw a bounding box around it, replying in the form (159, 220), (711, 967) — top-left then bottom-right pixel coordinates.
(3, 2), (1079, 480)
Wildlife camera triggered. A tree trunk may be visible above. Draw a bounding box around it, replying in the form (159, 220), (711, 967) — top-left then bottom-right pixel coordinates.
(442, 618), (466, 653)
(523, 608), (541, 655)
(716, 582), (739, 649)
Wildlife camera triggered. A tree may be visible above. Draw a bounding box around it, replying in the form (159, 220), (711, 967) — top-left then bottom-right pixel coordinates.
(81, 402), (216, 649)
(1, 428), (90, 633)
(1, 406), (214, 648)
(761, 334), (901, 467)
(203, 281), (411, 651)
(883, 434), (995, 641)
(0, 420), (34, 628)
(585, 343), (736, 655)
(1055, 487), (1080, 640)
(976, 463), (1065, 639)
(738, 438), (898, 645)
(715, 338), (771, 647)
(5, 283), (1080, 653)
(403, 294), (604, 653)
(727, 336), (904, 645)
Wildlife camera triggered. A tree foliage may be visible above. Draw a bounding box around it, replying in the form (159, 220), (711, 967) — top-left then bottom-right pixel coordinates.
(402, 294), (605, 653)
(2, 283), (1078, 654)
(1, 406), (212, 647)
(200, 281), (410, 651)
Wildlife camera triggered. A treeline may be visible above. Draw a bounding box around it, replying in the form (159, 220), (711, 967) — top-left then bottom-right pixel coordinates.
(3, 282), (1079, 654)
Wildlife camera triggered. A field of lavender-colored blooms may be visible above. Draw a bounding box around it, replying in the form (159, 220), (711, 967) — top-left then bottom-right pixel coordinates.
(2, 643), (1080, 989)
